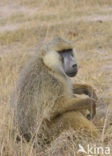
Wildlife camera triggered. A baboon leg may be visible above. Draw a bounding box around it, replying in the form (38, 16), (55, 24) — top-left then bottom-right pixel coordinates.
(73, 84), (97, 100)
(49, 111), (98, 138)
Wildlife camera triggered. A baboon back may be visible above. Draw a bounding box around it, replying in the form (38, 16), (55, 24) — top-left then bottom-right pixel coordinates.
(14, 56), (64, 135)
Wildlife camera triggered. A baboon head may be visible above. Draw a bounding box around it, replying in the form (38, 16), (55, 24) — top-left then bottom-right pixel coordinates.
(43, 37), (78, 77)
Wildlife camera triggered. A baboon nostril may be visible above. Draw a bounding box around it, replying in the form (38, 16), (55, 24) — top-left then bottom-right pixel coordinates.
(72, 64), (77, 68)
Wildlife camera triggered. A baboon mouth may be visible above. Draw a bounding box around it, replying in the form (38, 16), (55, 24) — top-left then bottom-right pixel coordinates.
(67, 71), (77, 77)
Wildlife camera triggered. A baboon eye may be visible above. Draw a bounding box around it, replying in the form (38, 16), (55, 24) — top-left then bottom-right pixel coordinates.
(60, 54), (64, 62)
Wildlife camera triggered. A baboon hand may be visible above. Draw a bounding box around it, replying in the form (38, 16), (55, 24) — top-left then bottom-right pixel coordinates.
(87, 98), (96, 119)
(73, 84), (98, 100)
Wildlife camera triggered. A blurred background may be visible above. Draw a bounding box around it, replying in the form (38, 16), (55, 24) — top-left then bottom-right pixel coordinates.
(0, 0), (112, 155)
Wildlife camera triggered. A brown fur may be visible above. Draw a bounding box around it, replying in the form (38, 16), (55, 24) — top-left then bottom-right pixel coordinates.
(12, 37), (98, 146)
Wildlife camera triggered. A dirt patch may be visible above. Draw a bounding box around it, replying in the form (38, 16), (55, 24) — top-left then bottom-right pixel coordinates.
(82, 15), (112, 22)
(0, 24), (20, 32)
(0, 4), (39, 19)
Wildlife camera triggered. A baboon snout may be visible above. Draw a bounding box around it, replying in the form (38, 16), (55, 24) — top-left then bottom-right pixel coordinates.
(65, 58), (78, 77)
(62, 53), (78, 77)
(67, 63), (78, 77)
(72, 64), (77, 68)
(71, 63), (78, 72)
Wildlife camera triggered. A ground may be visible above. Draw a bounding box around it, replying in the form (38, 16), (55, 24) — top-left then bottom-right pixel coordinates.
(0, 0), (112, 155)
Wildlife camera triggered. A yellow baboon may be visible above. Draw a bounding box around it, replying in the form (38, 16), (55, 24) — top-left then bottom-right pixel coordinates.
(12, 37), (98, 146)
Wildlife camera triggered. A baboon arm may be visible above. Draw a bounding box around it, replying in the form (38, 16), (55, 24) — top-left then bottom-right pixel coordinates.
(63, 98), (96, 118)
(51, 97), (96, 120)
(72, 84), (97, 100)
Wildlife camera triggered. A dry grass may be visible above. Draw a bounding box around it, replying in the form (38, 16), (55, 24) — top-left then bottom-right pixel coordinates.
(0, 0), (112, 155)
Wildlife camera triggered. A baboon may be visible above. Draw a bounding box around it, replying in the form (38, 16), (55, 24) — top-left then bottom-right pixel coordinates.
(12, 37), (98, 146)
